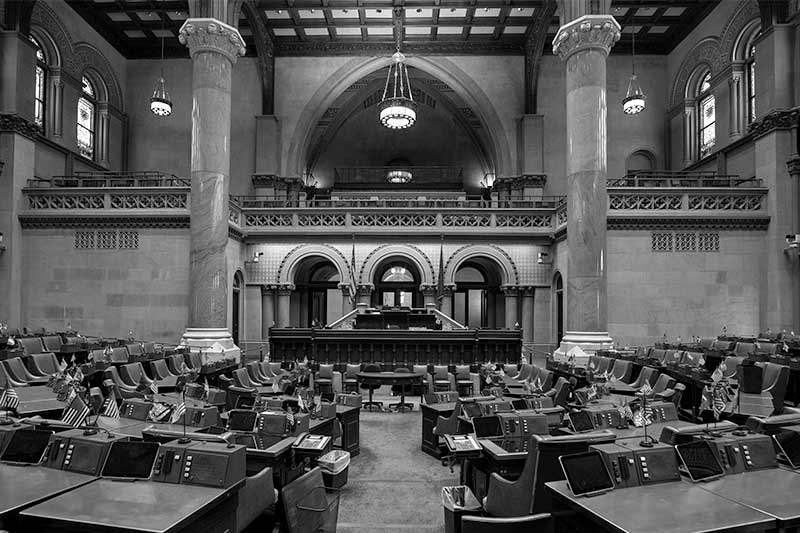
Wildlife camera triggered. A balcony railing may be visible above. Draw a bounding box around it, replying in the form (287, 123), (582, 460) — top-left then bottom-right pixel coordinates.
(229, 195), (565, 210)
(607, 170), (762, 188)
(27, 171), (189, 188)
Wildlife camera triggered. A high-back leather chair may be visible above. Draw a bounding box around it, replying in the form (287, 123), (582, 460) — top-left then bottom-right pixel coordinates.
(461, 514), (553, 533)
(651, 373), (675, 396)
(734, 342), (756, 357)
(237, 466), (277, 532)
(40, 335), (63, 353)
(281, 468), (336, 533)
(343, 364), (361, 393)
(3, 357), (48, 385)
(150, 359), (176, 380)
(28, 353), (60, 377)
(412, 364), (431, 396)
(650, 349), (667, 364)
(609, 359), (633, 383)
(103, 366), (142, 399)
(721, 356), (743, 380)
(109, 347), (129, 364)
(431, 365), (453, 392)
(516, 364), (532, 381)
(119, 363), (153, 388)
(167, 354), (187, 375)
(738, 362), (790, 416)
(16, 337), (45, 356)
(315, 364), (335, 394)
(593, 357), (612, 375)
(698, 338), (715, 350)
(483, 432), (615, 516)
(545, 377), (570, 407)
(664, 350), (683, 366)
(126, 343), (143, 358)
(246, 362), (271, 385)
(680, 351), (703, 366)
(452, 365), (474, 396)
(503, 364), (519, 378)
(630, 366), (658, 390)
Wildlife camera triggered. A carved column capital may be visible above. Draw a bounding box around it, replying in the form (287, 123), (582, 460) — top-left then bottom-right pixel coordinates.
(552, 15), (620, 61)
(179, 18), (246, 63)
(520, 286), (536, 297)
(261, 284), (278, 295)
(276, 284), (295, 296)
(356, 284), (374, 297)
(420, 284), (438, 296)
(501, 285), (520, 297)
(787, 157), (800, 178)
(747, 107), (800, 139)
(338, 283), (352, 295)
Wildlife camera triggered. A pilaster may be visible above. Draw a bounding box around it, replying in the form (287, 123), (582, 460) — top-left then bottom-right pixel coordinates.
(502, 286), (519, 329)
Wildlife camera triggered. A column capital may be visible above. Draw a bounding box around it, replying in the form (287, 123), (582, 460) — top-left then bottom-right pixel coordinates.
(179, 18), (246, 63)
(276, 284), (295, 296)
(501, 285), (520, 296)
(747, 107), (800, 140)
(520, 286), (536, 297)
(787, 157), (800, 178)
(552, 15), (620, 61)
(356, 284), (373, 296)
(420, 284), (438, 296)
(338, 283), (353, 295)
(261, 284), (279, 295)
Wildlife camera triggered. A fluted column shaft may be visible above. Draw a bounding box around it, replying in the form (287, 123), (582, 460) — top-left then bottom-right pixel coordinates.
(553, 15), (620, 333)
(180, 19), (245, 329)
(276, 285), (293, 327)
(502, 286), (519, 329)
(261, 285), (276, 339)
(521, 287), (535, 343)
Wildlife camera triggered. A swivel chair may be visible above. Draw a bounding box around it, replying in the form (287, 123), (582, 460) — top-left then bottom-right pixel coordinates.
(412, 364), (432, 397)
(461, 514), (553, 533)
(629, 366), (658, 390)
(431, 365), (454, 392)
(650, 373), (676, 396)
(738, 362), (789, 417)
(343, 364), (361, 393)
(390, 367), (414, 411)
(452, 365), (475, 397)
(360, 363), (383, 411)
(281, 467), (339, 533)
(27, 353), (60, 377)
(314, 364), (338, 397)
(609, 359), (633, 383)
(233, 368), (273, 395)
(236, 467), (277, 532)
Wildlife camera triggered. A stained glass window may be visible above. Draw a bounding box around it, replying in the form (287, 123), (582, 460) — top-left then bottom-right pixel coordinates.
(77, 76), (95, 159)
(698, 72), (715, 159)
(31, 36), (46, 131)
(747, 44), (756, 124)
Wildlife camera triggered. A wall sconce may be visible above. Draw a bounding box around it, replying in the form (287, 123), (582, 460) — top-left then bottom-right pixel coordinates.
(246, 251), (264, 264)
(537, 251), (550, 264)
(480, 172), (496, 190)
(785, 234), (800, 253)
(0, 232), (5, 252)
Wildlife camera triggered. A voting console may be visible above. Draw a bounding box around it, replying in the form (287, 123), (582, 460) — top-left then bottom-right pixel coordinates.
(42, 429), (129, 475)
(590, 440), (680, 488)
(152, 440), (246, 489)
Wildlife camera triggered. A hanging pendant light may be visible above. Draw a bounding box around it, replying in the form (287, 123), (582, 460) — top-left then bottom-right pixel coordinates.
(379, 49), (417, 129)
(150, 10), (172, 116)
(622, 25), (645, 115)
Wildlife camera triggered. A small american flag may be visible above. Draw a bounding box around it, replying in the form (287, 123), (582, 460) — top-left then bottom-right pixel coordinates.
(61, 395), (90, 427)
(639, 380), (653, 397)
(170, 402), (186, 424)
(0, 388), (19, 411)
(101, 397), (120, 419)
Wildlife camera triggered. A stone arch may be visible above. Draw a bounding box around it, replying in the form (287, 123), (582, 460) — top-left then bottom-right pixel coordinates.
(29, 26), (61, 67)
(73, 43), (122, 110)
(277, 243), (351, 285)
(670, 37), (720, 108)
(359, 244), (435, 287)
(286, 56), (514, 178)
(443, 244), (519, 287)
(30, 2), (72, 69)
(625, 148), (657, 172)
(720, 0), (760, 67)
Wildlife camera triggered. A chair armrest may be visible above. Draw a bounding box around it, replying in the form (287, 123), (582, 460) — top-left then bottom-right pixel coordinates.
(448, 374), (456, 390)
(333, 371), (343, 394)
(470, 372), (481, 395)
(655, 389), (675, 400)
(484, 471), (531, 517)
(0, 365), (28, 388)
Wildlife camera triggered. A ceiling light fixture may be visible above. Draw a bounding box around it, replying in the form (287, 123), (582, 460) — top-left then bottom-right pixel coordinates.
(386, 169), (413, 184)
(622, 25), (646, 115)
(150, 7), (172, 116)
(378, 11), (417, 130)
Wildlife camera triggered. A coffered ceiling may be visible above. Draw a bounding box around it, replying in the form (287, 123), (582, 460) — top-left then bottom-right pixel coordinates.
(65, 0), (719, 58)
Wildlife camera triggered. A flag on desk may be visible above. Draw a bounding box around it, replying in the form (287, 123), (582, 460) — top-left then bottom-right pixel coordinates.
(712, 382), (727, 420)
(700, 385), (713, 413)
(170, 401), (186, 424)
(101, 397), (120, 419)
(202, 380), (210, 401)
(61, 395), (90, 427)
(639, 380), (653, 398)
(58, 357), (68, 372)
(0, 388), (19, 411)
(617, 402), (633, 423)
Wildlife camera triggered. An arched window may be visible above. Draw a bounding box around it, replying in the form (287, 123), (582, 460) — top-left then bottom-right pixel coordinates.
(375, 262), (419, 308)
(746, 44), (756, 124)
(30, 36), (46, 131)
(77, 76), (96, 159)
(697, 72), (715, 159)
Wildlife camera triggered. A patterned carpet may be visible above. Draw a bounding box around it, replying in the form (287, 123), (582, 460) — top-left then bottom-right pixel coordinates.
(335, 387), (459, 533)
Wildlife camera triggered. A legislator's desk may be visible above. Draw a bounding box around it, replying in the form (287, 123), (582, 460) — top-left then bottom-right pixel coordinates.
(21, 478), (240, 533)
(696, 468), (800, 530)
(547, 480), (775, 533)
(0, 465), (95, 528)
(420, 402), (473, 459)
(357, 371), (424, 410)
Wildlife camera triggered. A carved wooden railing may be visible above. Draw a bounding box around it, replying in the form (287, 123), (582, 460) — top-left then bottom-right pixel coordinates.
(607, 170), (762, 188)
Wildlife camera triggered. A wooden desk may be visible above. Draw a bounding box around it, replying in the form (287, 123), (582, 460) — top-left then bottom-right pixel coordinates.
(20, 479), (239, 533)
(697, 468), (800, 529)
(420, 402), (456, 458)
(0, 465), (95, 528)
(546, 480), (775, 533)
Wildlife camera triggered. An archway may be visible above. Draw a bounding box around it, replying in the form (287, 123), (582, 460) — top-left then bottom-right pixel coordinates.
(372, 258), (421, 309)
(292, 257), (342, 327)
(453, 259), (503, 328)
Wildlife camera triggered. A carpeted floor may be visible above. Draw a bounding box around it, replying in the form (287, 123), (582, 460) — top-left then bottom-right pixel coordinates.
(335, 387), (459, 533)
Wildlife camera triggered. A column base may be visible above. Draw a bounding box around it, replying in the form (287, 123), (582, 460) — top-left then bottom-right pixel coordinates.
(553, 331), (613, 368)
(179, 328), (241, 369)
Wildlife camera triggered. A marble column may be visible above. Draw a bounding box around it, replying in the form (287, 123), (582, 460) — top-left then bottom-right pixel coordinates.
(787, 157), (800, 330)
(502, 286), (519, 329)
(440, 286), (454, 318)
(728, 62), (745, 140)
(552, 13), (618, 356)
(276, 285), (294, 327)
(487, 289), (497, 328)
(179, 19), (245, 329)
(48, 68), (64, 138)
(261, 284), (276, 339)
(97, 102), (109, 166)
(521, 286), (535, 344)
(683, 99), (697, 166)
(339, 284), (353, 316)
(178, 19), (245, 362)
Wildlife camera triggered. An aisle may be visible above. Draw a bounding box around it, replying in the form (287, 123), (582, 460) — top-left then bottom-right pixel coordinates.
(336, 388), (459, 532)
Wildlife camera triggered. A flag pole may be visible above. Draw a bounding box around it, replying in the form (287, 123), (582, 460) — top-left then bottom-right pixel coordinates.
(179, 386), (190, 444)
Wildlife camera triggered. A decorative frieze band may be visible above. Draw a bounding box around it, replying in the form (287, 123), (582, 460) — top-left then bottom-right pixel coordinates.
(0, 113), (41, 140)
(179, 18), (246, 63)
(607, 216), (769, 231)
(552, 15), (621, 61)
(18, 215), (189, 229)
(746, 107), (799, 139)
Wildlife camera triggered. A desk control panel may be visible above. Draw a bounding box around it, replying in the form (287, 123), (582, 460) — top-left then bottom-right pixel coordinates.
(710, 437), (747, 475)
(497, 413), (548, 440)
(256, 412), (309, 437)
(585, 406), (622, 430)
(648, 402), (678, 423)
(524, 397), (554, 410)
(484, 402), (514, 415)
(152, 440), (246, 488)
(174, 405), (220, 428)
(43, 429), (128, 475)
(120, 399), (153, 420)
(592, 441), (680, 488)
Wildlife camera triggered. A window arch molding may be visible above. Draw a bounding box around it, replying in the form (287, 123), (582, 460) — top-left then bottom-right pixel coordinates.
(29, 27), (63, 137)
(76, 68), (110, 164)
(728, 18), (760, 135)
(681, 65), (716, 165)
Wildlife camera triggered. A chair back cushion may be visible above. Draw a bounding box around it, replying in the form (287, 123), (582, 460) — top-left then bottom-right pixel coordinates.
(32, 353), (59, 375)
(40, 336), (63, 353)
(433, 365), (449, 379)
(233, 368), (254, 388)
(346, 364), (361, 378)
(455, 365), (470, 379)
(17, 337), (44, 355)
(318, 364), (334, 379)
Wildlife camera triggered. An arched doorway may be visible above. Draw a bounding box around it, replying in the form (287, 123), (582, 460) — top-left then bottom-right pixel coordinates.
(453, 260), (502, 328)
(293, 258), (341, 327)
(554, 272), (564, 344)
(373, 259), (420, 308)
(232, 271), (243, 345)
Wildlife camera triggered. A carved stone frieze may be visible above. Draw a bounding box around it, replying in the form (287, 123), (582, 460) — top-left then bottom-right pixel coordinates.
(261, 284), (279, 295)
(607, 216), (770, 231)
(18, 215), (189, 229)
(500, 286), (520, 297)
(552, 15), (621, 61)
(746, 107), (800, 139)
(356, 284), (374, 297)
(0, 113), (41, 140)
(276, 284), (295, 295)
(787, 157), (800, 177)
(179, 18), (246, 62)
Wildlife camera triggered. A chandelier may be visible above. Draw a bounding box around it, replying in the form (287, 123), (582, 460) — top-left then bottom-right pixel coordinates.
(386, 169), (413, 184)
(379, 49), (417, 129)
(622, 25), (645, 115)
(150, 7), (172, 116)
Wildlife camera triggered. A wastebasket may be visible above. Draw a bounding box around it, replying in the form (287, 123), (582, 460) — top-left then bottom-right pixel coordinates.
(441, 485), (482, 533)
(318, 450), (350, 489)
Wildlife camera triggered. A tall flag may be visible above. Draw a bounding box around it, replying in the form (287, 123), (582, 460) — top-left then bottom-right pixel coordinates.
(712, 382), (727, 420)
(349, 234), (357, 303)
(0, 388), (19, 411)
(436, 234), (445, 303)
(61, 395), (90, 427)
(170, 401), (186, 424)
(202, 380), (210, 402)
(101, 397), (120, 418)
(700, 385), (713, 413)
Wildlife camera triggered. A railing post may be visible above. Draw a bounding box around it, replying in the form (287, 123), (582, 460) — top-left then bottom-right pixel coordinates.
(681, 192), (689, 210)
(104, 192), (111, 209)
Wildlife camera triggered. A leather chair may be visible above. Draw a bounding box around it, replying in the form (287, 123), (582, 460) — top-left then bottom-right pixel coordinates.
(657, 382), (686, 406)
(119, 363), (154, 388)
(233, 368), (273, 395)
(483, 432), (615, 516)
(630, 366), (658, 390)
(28, 353), (60, 377)
(360, 363), (383, 411)
(126, 343), (144, 359)
(651, 373), (676, 396)
(219, 375), (256, 411)
(664, 350), (683, 366)
(282, 468), (336, 533)
(109, 347), (129, 364)
(142, 342), (156, 354)
(536, 370), (554, 393)
(166, 354), (188, 375)
(544, 376), (570, 407)
(649, 349), (667, 365)
(0, 363), (28, 387)
(461, 514), (554, 533)
(698, 338), (715, 350)
(452, 365), (474, 396)
(738, 362), (790, 417)
(503, 364), (519, 378)
(680, 351), (703, 366)
(16, 337), (45, 355)
(343, 364), (361, 393)
(148, 360), (178, 389)
(515, 364), (532, 381)
(103, 366), (143, 399)
(734, 342), (756, 357)
(431, 365), (454, 392)
(266, 362), (288, 378)
(236, 466), (277, 532)
(90, 349), (108, 363)
(314, 364), (337, 395)
(711, 340), (734, 352)
(593, 357), (612, 375)
(721, 356), (743, 380)
(187, 351), (204, 370)
(40, 335), (64, 354)
(2, 357), (48, 385)
(758, 342), (778, 354)
(433, 399), (463, 459)
(246, 362), (272, 385)
(609, 360), (633, 382)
